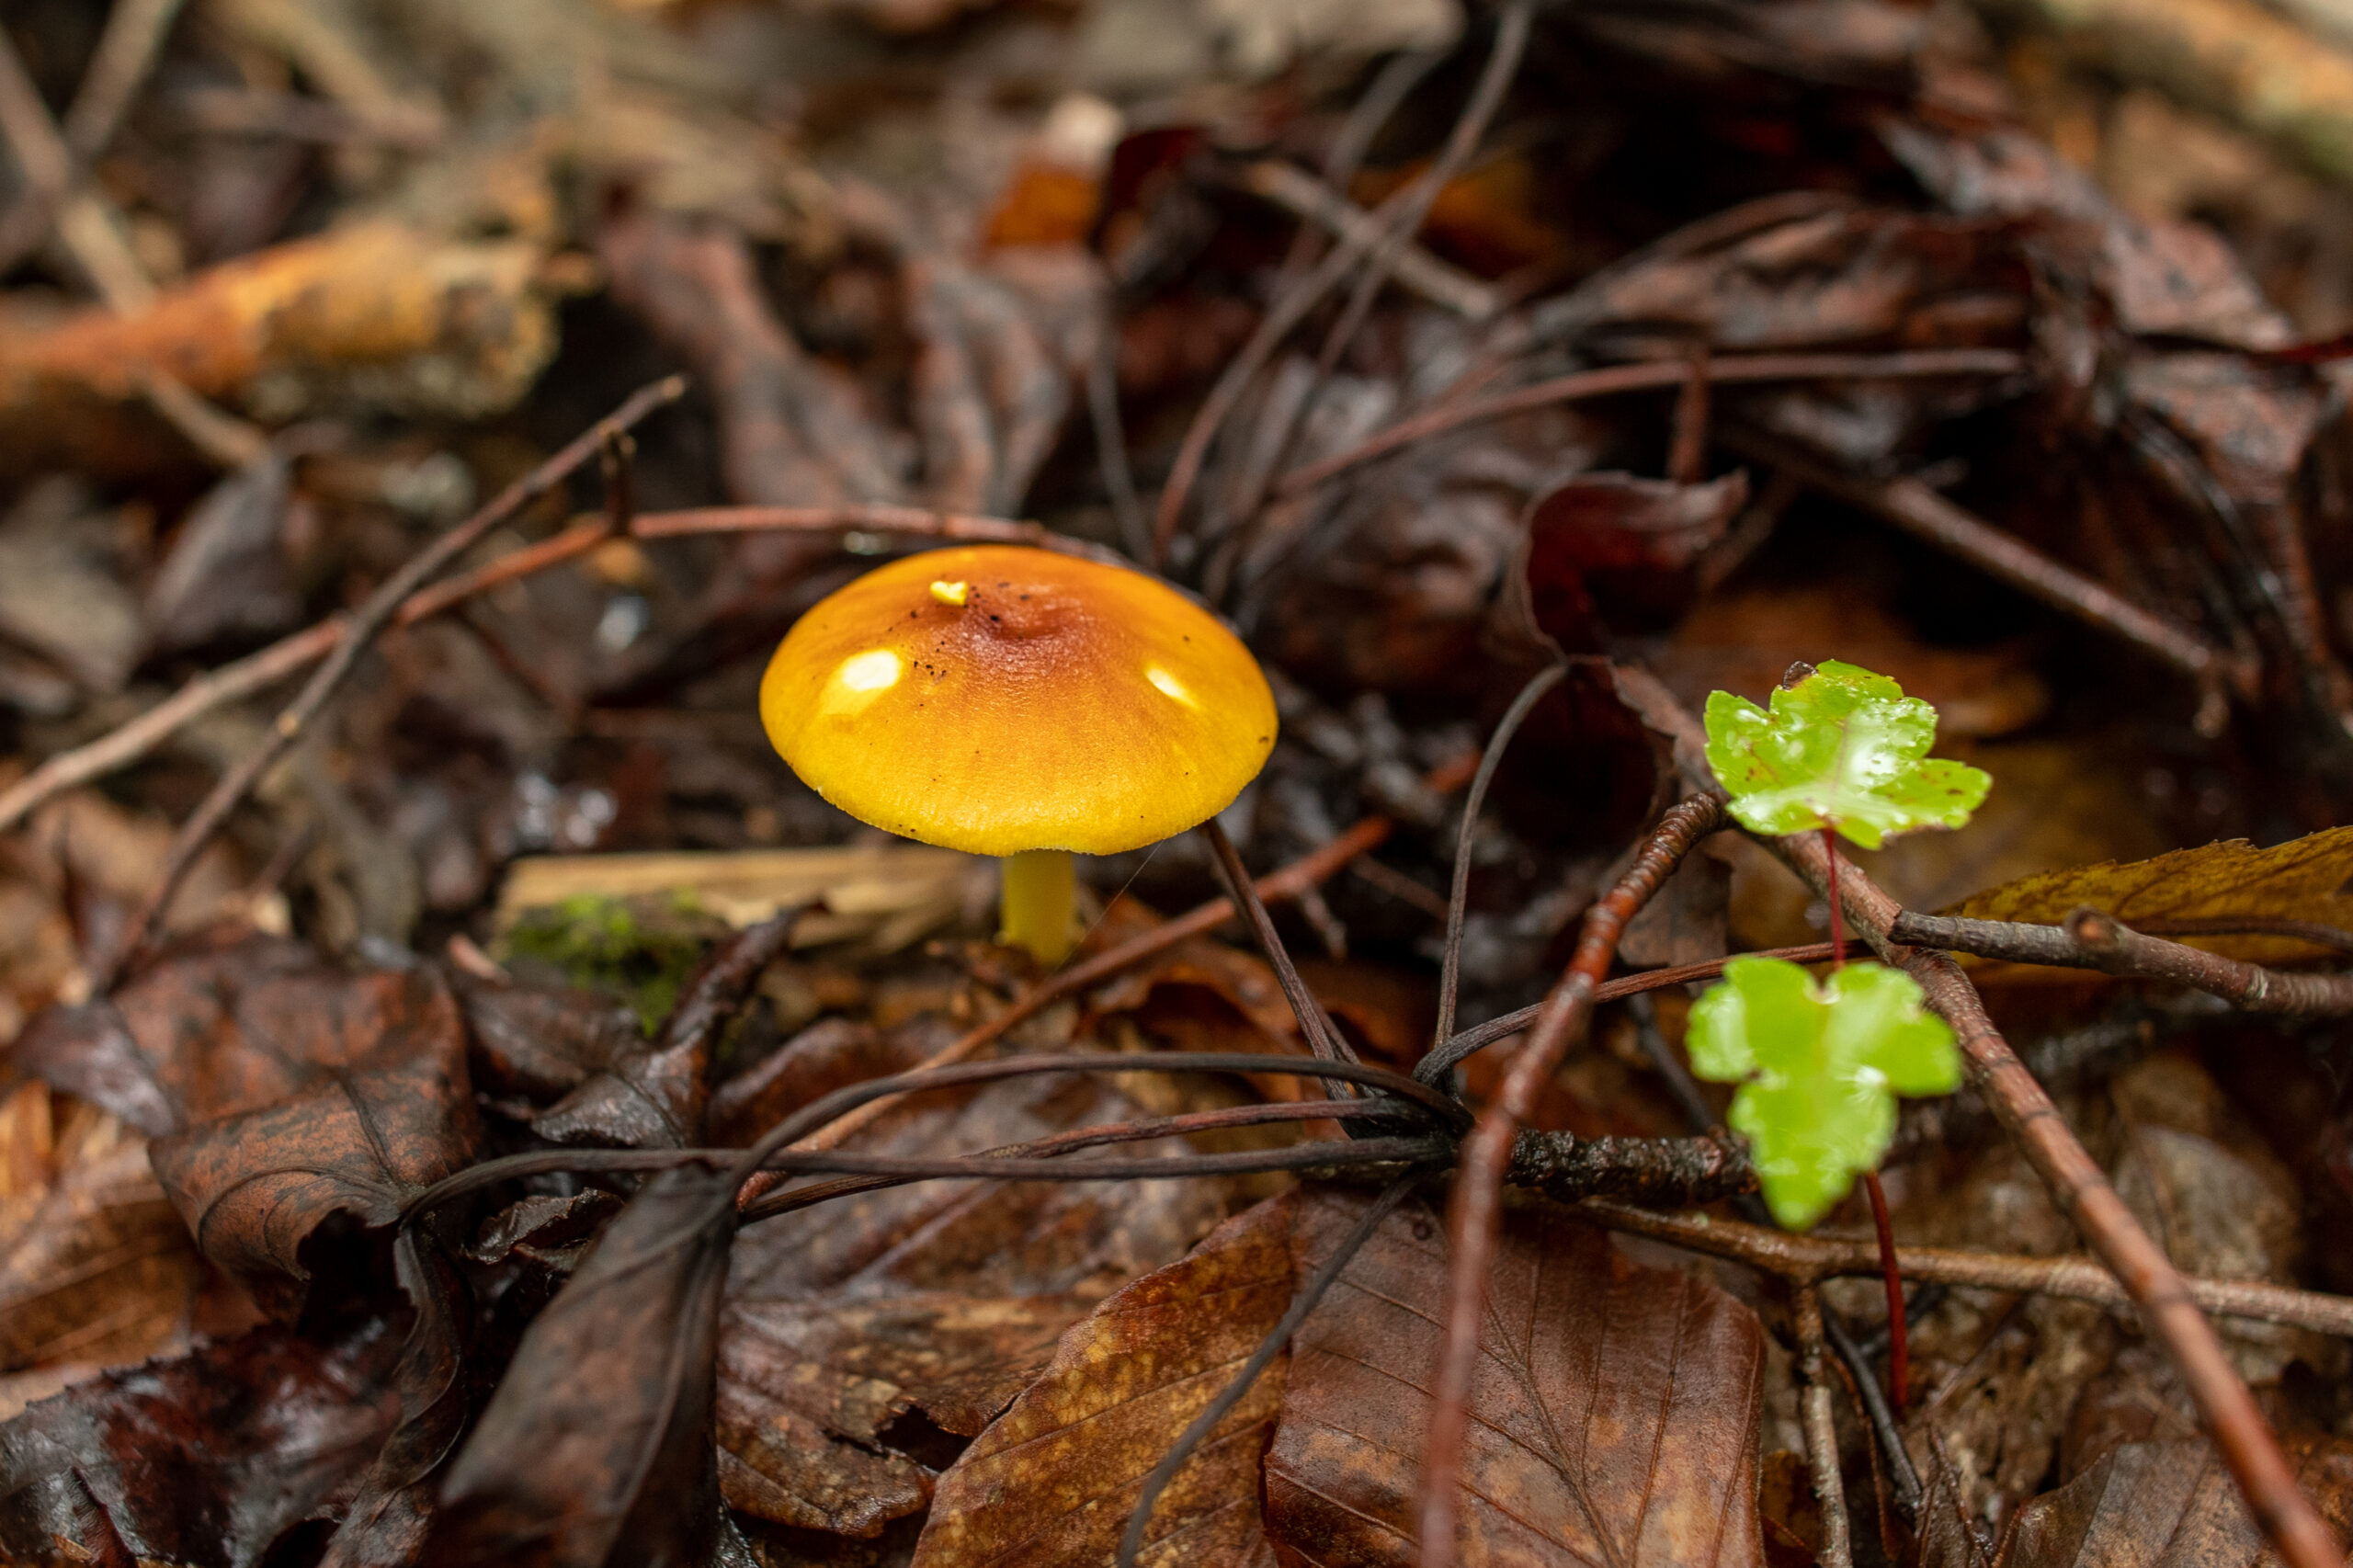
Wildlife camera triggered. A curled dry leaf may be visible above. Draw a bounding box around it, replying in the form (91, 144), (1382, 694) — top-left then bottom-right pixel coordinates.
(912, 1192), (1295, 1568)
(0, 1317), (404, 1566)
(425, 1165), (739, 1568)
(1265, 1188), (1768, 1567)
(146, 968), (483, 1321)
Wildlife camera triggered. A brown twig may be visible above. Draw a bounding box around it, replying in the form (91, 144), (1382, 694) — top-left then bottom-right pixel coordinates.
(97, 376), (687, 987)
(1419, 940), (1840, 1083)
(1737, 436), (2256, 721)
(1274, 349), (2023, 497)
(1506, 1127), (1754, 1206)
(1436, 661), (1566, 1050)
(1202, 818), (1357, 1065)
(738, 1096), (1392, 1222)
(1148, 6), (1530, 566)
(1233, 160), (1500, 321)
(1861, 1170), (1907, 1411)
(1417, 794), (1725, 1568)
(1893, 908), (2353, 1014)
(727, 750), (1482, 1209)
(1795, 1286), (1856, 1568)
(1571, 1200), (2353, 1336)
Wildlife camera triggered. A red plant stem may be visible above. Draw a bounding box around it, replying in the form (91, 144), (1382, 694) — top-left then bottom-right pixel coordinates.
(1418, 795), (1724, 1568)
(1824, 824), (1845, 971)
(1862, 1170), (1906, 1412)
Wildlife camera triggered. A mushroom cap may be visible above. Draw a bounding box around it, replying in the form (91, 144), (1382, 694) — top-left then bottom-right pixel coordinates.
(759, 545), (1278, 857)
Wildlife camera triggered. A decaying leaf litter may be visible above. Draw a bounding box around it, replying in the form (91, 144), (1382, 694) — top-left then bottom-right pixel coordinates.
(14, 0), (2353, 1564)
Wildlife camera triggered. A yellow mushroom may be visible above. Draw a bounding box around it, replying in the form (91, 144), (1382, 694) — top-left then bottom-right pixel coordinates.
(758, 545), (1279, 964)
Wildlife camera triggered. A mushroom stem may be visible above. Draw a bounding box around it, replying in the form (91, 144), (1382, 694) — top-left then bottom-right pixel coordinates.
(1000, 848), (1076, 965)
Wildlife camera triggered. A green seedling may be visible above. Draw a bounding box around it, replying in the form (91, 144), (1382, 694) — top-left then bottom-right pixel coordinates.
(1692, 660), (1984, 1234)
(1687, 956), (1961, 1228)
(1703, 658), (1990, 847)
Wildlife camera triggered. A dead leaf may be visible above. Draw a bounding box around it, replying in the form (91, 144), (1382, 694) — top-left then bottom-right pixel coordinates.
(147, 969), (483, 1320)
(1947, 824), (2353, 964)
(426, 1165), (739, 1567)
(0, 1124), (196, 1373)
(0, 1317), (404, 1566)
(1515, 471), (1751, 653)
(14, 933), (458, 1137)
(718, 1290), (1089, 1536)
(912, 1192), (1295, 1568)
(2003, 1437), (2353, 1568)
(1264, 1187), (1768, 1567)
(452, 971), (645, 1111)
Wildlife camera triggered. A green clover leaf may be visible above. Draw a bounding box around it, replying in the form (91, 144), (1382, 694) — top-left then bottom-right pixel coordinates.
(1688, 955), (1961, 1229)
(1703, 660), (1990, 848)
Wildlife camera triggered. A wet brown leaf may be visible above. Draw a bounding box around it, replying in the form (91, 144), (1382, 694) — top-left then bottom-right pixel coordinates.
(2004, 1437), (2353, 1568)
(911, 1192), (1294, 1568)
(451, 971), (645, 1111)
(1264, 1189), (1768, 1567)
(0, 1317), (404, 1567)
(1947, 824), (2353, 964)
(147, 968), (483, 1320)
(426, 1165), (740, 1568)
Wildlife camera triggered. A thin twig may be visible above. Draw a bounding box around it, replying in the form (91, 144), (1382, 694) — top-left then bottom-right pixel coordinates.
(1276, 350), (2023, 496)
(97, 376), (687, 987)
(1233, 159), (1499, 321)
(739, 1097), (1394, 1223)
(62, 0), (187, 165)
(1417, 794), (1724, 1568)
(1893, 908), (2353, 1014)
(1214, 4), (1531, 551)
(1420, 941), (1839, 1083)
(1796, 1286), (1856, 1568)
(1436, 662), (1565, 1052)
(1202, 818), (1357, 1065)
(1570, 1200), (2353, 1337)
(1117, 1176), (1423, 1568)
